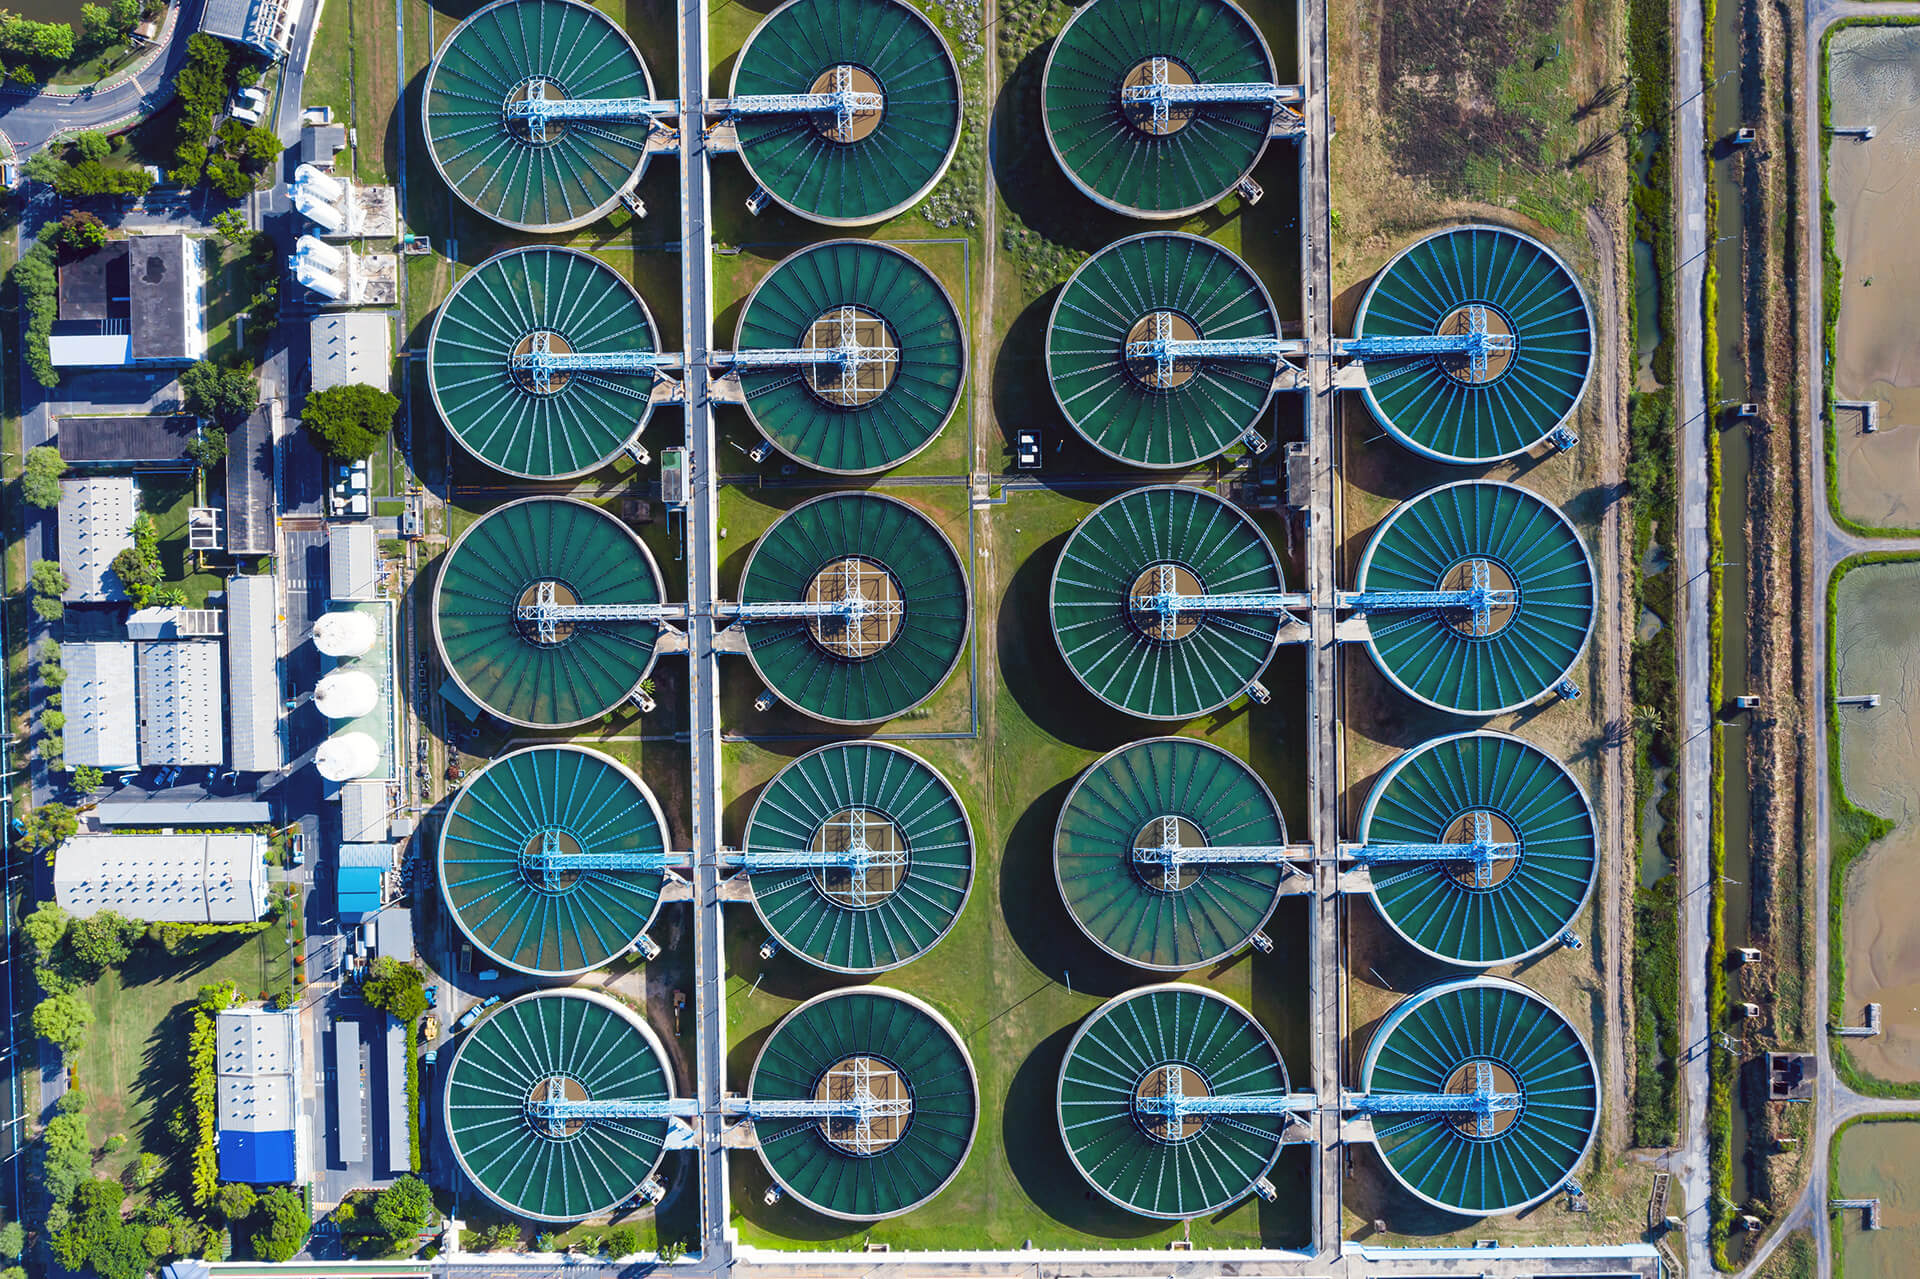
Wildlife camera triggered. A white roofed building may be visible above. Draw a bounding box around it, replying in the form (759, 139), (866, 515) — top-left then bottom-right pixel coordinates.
(66, 641), (138, 769)
(55, 833), (268, 922)
(57, 477), (137, 602)
(215, 1006), (304, 1184)
(226, 575), (284, 773)
(137, 640), (225, 765)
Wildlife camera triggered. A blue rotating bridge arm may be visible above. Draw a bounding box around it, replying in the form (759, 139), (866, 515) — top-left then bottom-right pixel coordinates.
(1344, 812), (1519, 888)
(1345, 1061), (1524, 1139)
(503, 78), (677, 143)
(513, 580), (681, 645)
(1337, 557), (1518, 638)
(507, 330), (684, 396)
(1118, 56), (1305, 133)
(725, 66), (884, 139)
(1122, 311), (1307, 388)
(1335, 303), (1516, 380)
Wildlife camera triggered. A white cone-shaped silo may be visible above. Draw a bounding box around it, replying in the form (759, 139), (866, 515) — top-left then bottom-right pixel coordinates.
(313, 610), (377, 657)
(295, 234), (346, 271)
(294, 163), (346, 201)
(293, 187), (346, 233)
(314, 669), (379, 720)
(295, 258), (345, 299)
(316, 730), (381, 782)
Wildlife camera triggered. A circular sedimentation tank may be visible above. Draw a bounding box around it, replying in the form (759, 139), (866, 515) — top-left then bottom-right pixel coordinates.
(748, 988), (977, 1220)
(428, 247), (662, 479)
(424, 0), (660, 231)
(439, 745), (669, 977)
(1351, 225), (1594, 463)
(435, 497), (666, 728)
(1047, 233), (1281, 468)
(742, 742), (972, 972)
(1357, 731), (1597, 966)
(443, 989), (678, 1221)
(1354, 480), (1593, 716)
(1055, 737), (1287, 970)
(738, 492), (968, 724)
(730, 0), (962, 225)
(1058, 984), (1293, 1218)
(735, 241), (965, 473)
(1051, 485), (1288, 719)
(1359, 977), (1597, 1216)
(1043, 0), (1279, 218)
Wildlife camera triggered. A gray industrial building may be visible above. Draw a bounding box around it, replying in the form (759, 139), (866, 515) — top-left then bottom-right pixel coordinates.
(57, 477), (137, 602)
(55, 833), (268, 922)
(65, 641), (137, 769)
(136, 639), (225, 765)
(226, 575), (284, 773)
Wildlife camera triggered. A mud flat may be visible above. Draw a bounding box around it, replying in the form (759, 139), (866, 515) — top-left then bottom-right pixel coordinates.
(1835, 1120), (1920, 1279)
(1835, 561), (1920, 1082)
(1829, 28), (1920, 528)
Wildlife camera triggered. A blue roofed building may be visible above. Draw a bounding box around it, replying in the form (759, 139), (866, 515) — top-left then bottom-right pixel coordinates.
(337, 844), (391, 920)
(215, 1006), (304, 1184)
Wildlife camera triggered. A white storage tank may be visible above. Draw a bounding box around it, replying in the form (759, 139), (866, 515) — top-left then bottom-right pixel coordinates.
(295, 258), (346, 299)
(293, 187), (346, 233)
(294, 163), (346, 202)
(295, 234), (346, 271)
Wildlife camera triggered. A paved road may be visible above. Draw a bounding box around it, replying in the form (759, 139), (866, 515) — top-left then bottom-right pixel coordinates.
(674, 0), (731, 1260)
(0, 0), (205, 156)
(1670, 0), (1715, 1265)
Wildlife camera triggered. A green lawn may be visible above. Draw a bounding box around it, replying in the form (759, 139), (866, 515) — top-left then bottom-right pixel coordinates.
(140, 473), (226, 606)
(77, 930), (281, 1189)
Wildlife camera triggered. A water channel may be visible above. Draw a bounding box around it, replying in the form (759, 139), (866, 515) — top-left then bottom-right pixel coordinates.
(1709, 0), (1757, 1213)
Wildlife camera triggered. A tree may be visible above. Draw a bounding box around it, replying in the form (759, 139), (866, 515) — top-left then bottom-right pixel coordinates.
(32, 593), (64, 622)
(21, 444), (62, 507)
(186, 426), (228, 472)
(180, 359), (258, 425)
(71, 132), (110, 163)
(0, 1220), (21, 1261)
(22, 802), (77, 851)
(212, 208), (250, 245)
(603, 1225), (640, 1257)
(109, 545), (161, 607)
(41, 709), (64, 734)
(30, 559), (67, 598)
(373, 1175), (434, 1241)
(215, 1182), (257, 1223)
(153, 584), (187, 606)
(249, 1187), (309, 1263)
(0, 15), (75, 63)
(70, 765), (105, 796)
(302, 384), (400, 461)
(21, 903), (68, 965)
(360, 957), (428, 1023)
(49, 210), (107, 257)
(31, 992), (91, 1054)
(67, 910), (138, 976)
(204, 154), (253, 199)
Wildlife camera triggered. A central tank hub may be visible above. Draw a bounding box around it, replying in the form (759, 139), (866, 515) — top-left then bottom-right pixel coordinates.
(509, 330), (574, 395)
(1435, 303), (1517, 385)
(814, 1055), (911, 1155)
(1133, 1061), (1209, 1141)
(1127, 562), (1204, 641)
(1123, 311), (1202, 389)
(515, 578), (580, 645)
(1120, 57), (1198, 135)
(811, 807), (907, 907)
(1131, 815), (1205, 892)
(809, 64), (885, 143)
(1442, 1058), (1523, 1138)
(805, 556), (904, 659)
(803, 305), (899, 406)
(1437, 557), (1517, 638)
(526, 1073), (590, 1139)
(1440, 810), (1520, 888)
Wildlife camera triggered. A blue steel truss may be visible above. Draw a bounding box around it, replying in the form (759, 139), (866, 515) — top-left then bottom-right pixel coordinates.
(1118, 56), (1304, 132)
(727, 65), (885, 139)
(1133, 564), (1309, 638)
(508, 329), (682, 395)
(517, 827), (682, 887)
(1122, 310), (1305, 387)
(1340, 557), (1518, 638)
(727, 809), (909, 909)
(513, 579), (679, 646)
(725, 305), (901, 402)
(1350, 811), (1519, 889)
(1337, 303), (1516, 381)
(525, 1075), (699, 1129)
(1348, 1059), (1524, 1139)
(504, 77), (676, 143)
(1132, 1064), (1315, 1129)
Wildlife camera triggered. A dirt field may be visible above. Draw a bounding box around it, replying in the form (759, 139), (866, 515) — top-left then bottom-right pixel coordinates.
(1834, 561), (1920, 1082)
(1829, 27), (1920, 528)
